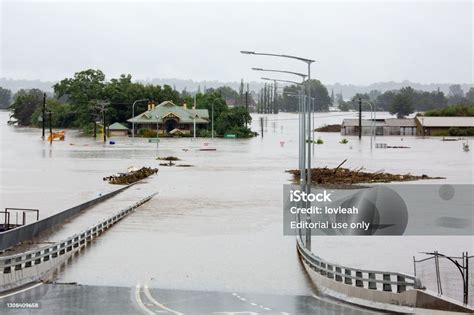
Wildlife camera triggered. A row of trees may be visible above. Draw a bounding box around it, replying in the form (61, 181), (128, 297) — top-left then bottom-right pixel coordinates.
(257, 79), (332, 113)
(335, 85), (474, 118)
(8, 69), (254, 137)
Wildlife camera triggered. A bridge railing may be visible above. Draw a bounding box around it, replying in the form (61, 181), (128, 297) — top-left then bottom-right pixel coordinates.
(296, 236), (421, 293)
(0, 193), (156, 292)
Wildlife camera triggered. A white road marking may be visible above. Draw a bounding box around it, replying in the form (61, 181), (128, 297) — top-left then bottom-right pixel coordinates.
(143, 284), (183, 315)
(135, 284), (156, 315)
(0, 282), (43, 299)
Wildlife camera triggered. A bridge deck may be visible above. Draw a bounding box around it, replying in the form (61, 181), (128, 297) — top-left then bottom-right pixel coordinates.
(0, 183), (155, 258)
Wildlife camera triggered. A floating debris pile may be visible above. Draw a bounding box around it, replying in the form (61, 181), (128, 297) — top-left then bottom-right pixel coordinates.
(286, 160), (443, 185)
(104, 167), (158, 185)
(315, 124), (341, 132)
(157, 156), (181, 161)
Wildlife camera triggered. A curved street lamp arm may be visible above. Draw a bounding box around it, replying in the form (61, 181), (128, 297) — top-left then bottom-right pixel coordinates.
(241, 51), (315, 64)
(252, 67), (307, 79)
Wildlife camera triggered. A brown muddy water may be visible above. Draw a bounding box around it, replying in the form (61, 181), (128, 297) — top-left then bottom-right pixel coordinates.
(0, 110), (473, 296)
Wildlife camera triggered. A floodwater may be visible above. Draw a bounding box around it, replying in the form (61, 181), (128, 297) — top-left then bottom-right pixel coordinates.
(1, 110), (473, 297)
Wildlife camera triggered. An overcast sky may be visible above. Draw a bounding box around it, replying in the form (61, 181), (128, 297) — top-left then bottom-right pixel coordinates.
(0, 0), (472, 85)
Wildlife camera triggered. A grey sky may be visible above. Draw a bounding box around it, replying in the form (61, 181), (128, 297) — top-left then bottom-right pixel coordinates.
(0, 0), (472, 85)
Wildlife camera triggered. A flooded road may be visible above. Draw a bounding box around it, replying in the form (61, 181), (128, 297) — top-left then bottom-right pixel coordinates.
(1, 110), (473, 297)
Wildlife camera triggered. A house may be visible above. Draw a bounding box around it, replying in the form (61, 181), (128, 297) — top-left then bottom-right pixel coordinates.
(341, 118), (416, 136)
(384, 118), (417, 136)
(341, 119), (385, 136)
(415, 116), (474, 136)
(127, 101), (209, 135)
(108, 122), (129, 137)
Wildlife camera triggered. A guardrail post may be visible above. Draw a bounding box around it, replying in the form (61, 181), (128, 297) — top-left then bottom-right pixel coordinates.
(59, 243), (66, 255)
(3, 259), (11, 273)
(383, 273), (392, 292)
(344, 269), (352, 285)
(34, 252), (41, 265)
(52, 245), (58, 258)
(335, 267), (342, 282)
(73, 237), (79, 248)
(355, 271), (363, 287)
(397, 275), (406, 293)
(320, 262), (326, 276)
(66, 240), (73, 252)
(14, 257), (22, 270)
(43, 248), (50, 262)
(327, 264), (334, 279)
(25, 254), (32, 268)
(368, 272), (377, 290)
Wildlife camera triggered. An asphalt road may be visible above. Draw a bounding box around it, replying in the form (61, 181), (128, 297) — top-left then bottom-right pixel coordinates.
(0, 282), (381, 315)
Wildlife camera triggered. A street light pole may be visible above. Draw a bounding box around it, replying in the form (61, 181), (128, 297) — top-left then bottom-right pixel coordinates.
(212, 102), (214, 139)
(49, 111), (52, 145)
(42, 93), (46, 139)
(155, 115), (159, 149)
(244, 51), (315, 250)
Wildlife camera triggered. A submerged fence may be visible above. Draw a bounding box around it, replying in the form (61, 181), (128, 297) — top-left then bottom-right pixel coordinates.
(414, 252), (473, 307)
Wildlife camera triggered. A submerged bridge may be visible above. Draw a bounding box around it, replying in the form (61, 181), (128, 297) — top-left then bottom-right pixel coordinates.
(0, 185), (472, 314)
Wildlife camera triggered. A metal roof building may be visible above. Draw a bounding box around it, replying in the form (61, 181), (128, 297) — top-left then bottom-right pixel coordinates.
(415, 116), (474, 127)
(127, 101), (209, 135)
(341, 118), (416, 136)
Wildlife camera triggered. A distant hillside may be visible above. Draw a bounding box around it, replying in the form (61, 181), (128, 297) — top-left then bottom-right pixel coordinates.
(0, 78), (55, 93)
(1, 77), (472, 99)
(327, 81), (474, 100)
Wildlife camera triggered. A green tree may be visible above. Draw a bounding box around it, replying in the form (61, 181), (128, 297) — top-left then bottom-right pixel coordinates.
(390, 91), (414, 118)
(54, 69), (106, 127)
(281, 80), (331, 112)
(31, 99), (75, 128)
(306, 79), (331, 111)
(10, 89), (44, 126)
(0, 87), (12, 109)
(215, 106), (252, 137)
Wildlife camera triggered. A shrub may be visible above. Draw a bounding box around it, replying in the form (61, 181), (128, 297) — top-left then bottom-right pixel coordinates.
(139, 128), (157, 138)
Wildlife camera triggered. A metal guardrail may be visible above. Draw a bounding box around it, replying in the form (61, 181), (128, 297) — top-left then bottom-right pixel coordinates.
(0, 184), (133, 251)
(0, 192), (156, 292)
(296, 235), (421, 293)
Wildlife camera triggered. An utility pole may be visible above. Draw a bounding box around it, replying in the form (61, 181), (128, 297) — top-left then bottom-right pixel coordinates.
(49, 111), (52, 145)
(95, 101), (108, 143)
(245, 84), (249, 127)
(42, 93), (46, 139)
(358, 97), (362, 140)
(273, 82), (277, 114)
(103, 107), (106, 143)
(193, 94), (196, 139)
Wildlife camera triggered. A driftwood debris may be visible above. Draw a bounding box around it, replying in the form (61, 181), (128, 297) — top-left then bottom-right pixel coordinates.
(157, 156), (181, 161)
(315, 124), (341, 132)
(286, 165), (444, 185)
(104, 167), (158, 185)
